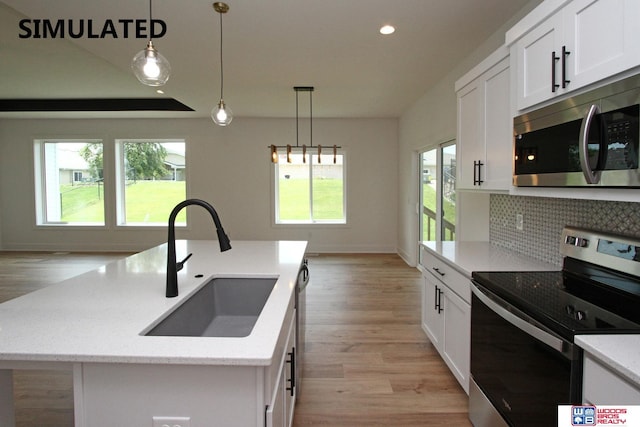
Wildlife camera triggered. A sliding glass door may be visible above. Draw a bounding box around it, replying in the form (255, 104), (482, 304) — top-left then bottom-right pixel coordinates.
(420, 140), (456, 242)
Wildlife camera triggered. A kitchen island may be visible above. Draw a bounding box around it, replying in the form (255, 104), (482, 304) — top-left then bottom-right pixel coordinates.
(0, 240), (307, 427)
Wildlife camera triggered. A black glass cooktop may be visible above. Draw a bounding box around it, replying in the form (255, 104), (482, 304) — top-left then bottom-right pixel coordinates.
(472, 260), (640, 341)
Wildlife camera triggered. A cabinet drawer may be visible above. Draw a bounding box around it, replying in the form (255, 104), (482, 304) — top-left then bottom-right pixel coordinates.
(421, 252), (471, 304)
(583, 354), (640, 405)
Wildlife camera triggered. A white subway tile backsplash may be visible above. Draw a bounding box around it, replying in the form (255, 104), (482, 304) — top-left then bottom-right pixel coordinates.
(490, 194), (640, 266)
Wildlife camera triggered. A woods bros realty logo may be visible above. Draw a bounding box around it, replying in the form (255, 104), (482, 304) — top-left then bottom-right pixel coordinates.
(18, 18), (167, 39)
(558, 405), (640, 426)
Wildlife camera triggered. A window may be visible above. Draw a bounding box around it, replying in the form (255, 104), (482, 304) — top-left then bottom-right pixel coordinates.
(274, 150), (346, 224)
(420, 140), (456, 241)
(116, 140), (187, 226)
(34, 140), (105, 225)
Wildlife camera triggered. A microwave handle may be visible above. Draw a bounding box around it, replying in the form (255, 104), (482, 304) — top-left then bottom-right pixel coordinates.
(579, 104), (602, 184)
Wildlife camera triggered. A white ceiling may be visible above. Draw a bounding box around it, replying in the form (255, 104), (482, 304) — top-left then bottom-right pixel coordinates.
(0, 0), (535, 119)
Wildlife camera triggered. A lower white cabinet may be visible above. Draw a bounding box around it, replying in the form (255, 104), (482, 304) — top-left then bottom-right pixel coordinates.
(582, 353), (640, 405)
(421, 263), (471, 394)
(77, 302), (298, 427)
(266, 308), (297, 427)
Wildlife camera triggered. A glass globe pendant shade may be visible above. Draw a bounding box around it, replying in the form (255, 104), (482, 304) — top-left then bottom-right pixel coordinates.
(211, 99), (233, 126)
(131, 41), (171, 86)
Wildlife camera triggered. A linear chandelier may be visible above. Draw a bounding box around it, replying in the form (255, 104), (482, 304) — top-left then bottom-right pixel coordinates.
(270, 86), (341, 164)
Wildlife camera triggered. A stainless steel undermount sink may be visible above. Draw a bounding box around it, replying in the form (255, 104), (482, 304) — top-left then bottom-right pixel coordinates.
(145, 277), (277, 337)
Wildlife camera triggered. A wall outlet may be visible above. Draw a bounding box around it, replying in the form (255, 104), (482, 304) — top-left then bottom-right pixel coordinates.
(516, 213), (524, 231)
(152, 416), (191, 427)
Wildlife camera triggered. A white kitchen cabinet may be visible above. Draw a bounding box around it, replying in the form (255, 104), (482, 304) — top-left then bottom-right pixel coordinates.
(266, 308), (297, 427)
(420, 251), (471, 394)
(456, 47), (512, 192)
(77, 302), (299, 427)
(511, 0), (640, 112)
(582, 353), (640, 405)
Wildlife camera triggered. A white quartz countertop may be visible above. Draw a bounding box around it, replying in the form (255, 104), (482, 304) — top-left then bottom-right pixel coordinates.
(420, 241), (558, 276)
(0, 240), (307, 366)
(576, 335), (640, 386)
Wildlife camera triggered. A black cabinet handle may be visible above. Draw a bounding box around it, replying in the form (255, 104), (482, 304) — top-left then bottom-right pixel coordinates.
(286, 348), (296, 396)
(434, 284), (439, 310)
(473, 161), (484, 185)
(473, 161), (476, 185)
(436, 288), (443, 314)
(562, 45), (571, 88)
(432, 267), (445, 277)
(551, 51), (560, 92)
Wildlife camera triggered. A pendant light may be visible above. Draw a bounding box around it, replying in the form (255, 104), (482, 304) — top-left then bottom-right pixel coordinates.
(211, 2), (233, 126)
(131, 0), (171, 86)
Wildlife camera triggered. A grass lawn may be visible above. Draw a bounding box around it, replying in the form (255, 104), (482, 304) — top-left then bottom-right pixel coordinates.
(61, 181), (186, 224)
(278, 178), (343, 221)
(422, 183), (456, 240)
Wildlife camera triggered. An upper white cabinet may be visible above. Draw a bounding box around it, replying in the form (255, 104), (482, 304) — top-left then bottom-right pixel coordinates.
(456, 47), (512, 191)
(510, 0), (640, 112)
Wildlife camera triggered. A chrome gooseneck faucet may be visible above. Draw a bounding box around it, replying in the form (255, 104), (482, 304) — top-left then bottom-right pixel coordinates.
(166, 199), (232, 298)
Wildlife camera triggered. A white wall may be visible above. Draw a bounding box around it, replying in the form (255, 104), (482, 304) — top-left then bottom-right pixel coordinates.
(0, 117), (398, 253)
(396, 1), (541, 266)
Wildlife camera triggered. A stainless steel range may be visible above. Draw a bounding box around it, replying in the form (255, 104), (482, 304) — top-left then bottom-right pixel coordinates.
(469, 226), (640, 427)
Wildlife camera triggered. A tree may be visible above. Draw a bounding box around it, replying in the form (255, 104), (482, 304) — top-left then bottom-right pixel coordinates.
(79, 142), (168, 182)
(79, 142), (103, 180)
(124, 142), (168, 181)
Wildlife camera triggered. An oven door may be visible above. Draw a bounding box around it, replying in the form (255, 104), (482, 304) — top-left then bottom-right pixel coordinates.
(470, 283), (581, 427)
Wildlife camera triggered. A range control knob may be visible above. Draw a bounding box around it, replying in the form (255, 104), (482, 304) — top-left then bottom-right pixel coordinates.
(575, 310), (586, 321)
(565, 305), (575, 316)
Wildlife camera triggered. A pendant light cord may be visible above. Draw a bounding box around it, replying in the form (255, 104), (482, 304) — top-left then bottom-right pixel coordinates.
(148, 0), (153, 42)
(219, 11), (224, 100)
(310, 90), (313, 148)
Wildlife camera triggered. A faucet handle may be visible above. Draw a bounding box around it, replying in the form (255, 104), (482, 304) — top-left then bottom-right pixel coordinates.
(176, 253), (193, 272)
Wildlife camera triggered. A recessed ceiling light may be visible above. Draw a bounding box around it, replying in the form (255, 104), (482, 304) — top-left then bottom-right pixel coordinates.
(379, 25), (395, 35)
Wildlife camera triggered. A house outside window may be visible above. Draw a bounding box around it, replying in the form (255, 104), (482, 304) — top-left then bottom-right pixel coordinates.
(115, 139), (187, 226)
(34, 140), (105, 225)
(274, 150), (346, 224)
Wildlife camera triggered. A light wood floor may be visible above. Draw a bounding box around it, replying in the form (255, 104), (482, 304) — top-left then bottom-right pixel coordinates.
(0, 252), (471, 426)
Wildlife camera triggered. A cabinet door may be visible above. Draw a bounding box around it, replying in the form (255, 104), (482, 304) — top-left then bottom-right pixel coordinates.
(563, 0), (640, 90)
(441, 288), (471, 394)
(583, 354), (640, 404)
(265, 378), (285, 427)
(456, 81), (483, 190)
(284, 314), (296, 427)
(514, 12), (563, 110)
(422, 273), (444, 349)
(482, 58), (512, 191)
(266, 309), (297, 427)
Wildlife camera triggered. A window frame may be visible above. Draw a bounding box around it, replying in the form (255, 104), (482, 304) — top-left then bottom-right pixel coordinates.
(114, 138), (188, 227)
(272, 148), (347, 225)
(34, 138), (106, 227)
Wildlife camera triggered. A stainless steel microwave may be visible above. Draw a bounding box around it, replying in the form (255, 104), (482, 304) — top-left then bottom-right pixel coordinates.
(513, 74), (640, 187)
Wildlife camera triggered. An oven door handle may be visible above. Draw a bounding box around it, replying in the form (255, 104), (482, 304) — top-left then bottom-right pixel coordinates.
(471, 284), (565, 352)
